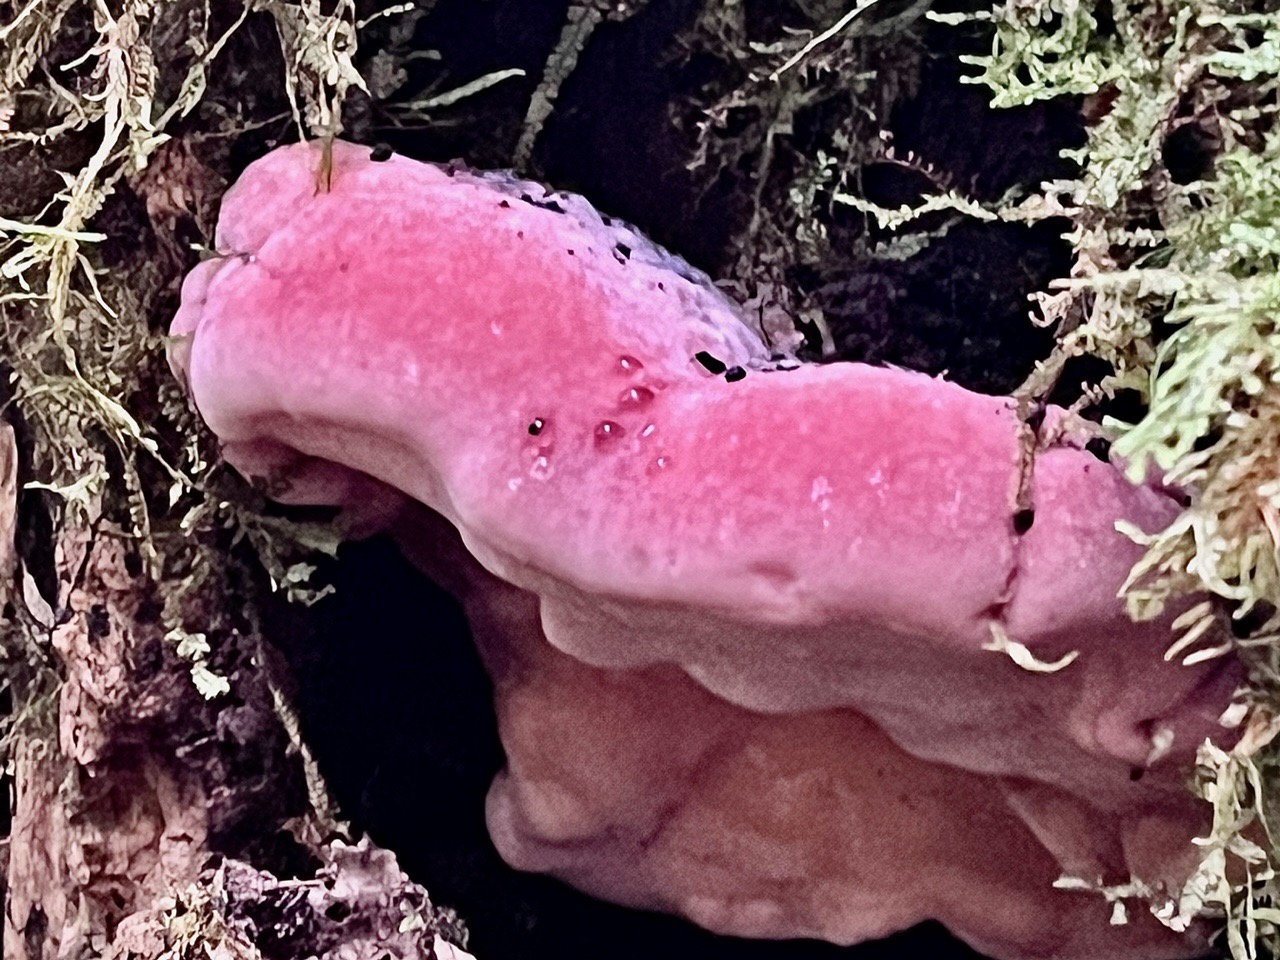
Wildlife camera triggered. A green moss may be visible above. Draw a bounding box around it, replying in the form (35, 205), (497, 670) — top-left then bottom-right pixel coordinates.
(930, 0), (1280, 952)
(0, 0), (518, 712)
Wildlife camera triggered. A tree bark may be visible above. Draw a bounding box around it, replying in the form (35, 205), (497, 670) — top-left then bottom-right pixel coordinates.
(1, 426), (468, 959)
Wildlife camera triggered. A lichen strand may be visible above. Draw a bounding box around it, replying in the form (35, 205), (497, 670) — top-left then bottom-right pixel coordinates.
(0, 3), (473, 956)
(0, 0), (527, 718)
(679, 1), (928, 354)
(928, 0), (1280, 954)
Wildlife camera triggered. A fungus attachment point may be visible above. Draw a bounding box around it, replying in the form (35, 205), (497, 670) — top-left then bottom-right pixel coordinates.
(370, 144), (393, 163)
(172, 140), (1238, 960)
(315, 136), (335, 194)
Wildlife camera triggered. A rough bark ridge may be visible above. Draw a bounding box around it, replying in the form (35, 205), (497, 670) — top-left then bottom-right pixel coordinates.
(1, 474), (467, 959)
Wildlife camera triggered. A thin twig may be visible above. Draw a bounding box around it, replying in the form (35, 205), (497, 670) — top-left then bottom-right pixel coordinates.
(771, 0), (882, 80)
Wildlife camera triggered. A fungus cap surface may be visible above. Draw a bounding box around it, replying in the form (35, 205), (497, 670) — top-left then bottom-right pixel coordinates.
(172, 140), (1239, 960)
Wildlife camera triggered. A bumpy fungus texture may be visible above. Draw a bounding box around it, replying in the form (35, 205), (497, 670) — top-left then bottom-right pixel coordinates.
(173, 141), (1241, 960)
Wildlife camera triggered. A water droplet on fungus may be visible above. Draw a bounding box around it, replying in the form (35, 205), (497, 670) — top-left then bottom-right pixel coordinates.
(619, 386), (655, 409)
(530, 455), (554, 480)
(595, 421), (625, 446)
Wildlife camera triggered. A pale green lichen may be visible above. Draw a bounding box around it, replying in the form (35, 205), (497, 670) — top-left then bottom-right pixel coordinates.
(683, 1), (931, 350)
(513, 1), (650, 169)
(923, 0), (1280, 953)
(0, 0), (516, 707)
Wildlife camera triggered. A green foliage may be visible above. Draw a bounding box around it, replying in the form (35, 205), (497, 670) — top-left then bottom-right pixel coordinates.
(1, 0), (226, 726)
(514, 1), (648, 168)
(0, 0), (517, 707)
(928, 0), (1280, 953)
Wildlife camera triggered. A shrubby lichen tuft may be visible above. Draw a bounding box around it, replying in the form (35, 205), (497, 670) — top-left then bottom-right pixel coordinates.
(0, 0), (519, 714)
(927, 0), (1280, 952)
(680, 0), (933, 351)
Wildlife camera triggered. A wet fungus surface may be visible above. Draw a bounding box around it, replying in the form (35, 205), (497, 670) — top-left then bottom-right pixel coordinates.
(171, 141), (1239, 960)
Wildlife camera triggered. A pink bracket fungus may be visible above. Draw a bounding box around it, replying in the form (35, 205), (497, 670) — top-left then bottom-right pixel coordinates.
(171, 140), (1242, 960)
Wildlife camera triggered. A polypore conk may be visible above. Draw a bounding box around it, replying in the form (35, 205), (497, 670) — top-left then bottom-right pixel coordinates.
(172, 140), (1239, 960)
